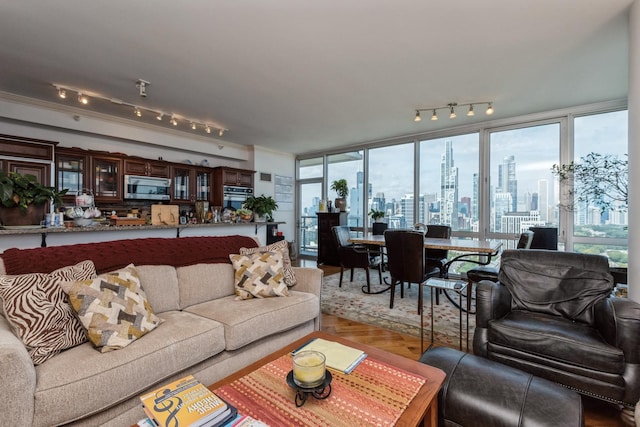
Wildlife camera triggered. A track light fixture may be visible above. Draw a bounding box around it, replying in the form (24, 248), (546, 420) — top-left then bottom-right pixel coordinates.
(413, 101), (494, 123)
(51, 83), (228, 137)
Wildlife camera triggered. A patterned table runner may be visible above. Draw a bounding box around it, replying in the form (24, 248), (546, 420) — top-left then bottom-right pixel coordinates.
(214, 354), (426, 426)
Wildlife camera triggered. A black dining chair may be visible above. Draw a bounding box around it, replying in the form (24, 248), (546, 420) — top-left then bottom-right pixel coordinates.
(371, 222), (388, 270)
(331, 225), (383, 293)
(384, 229), (440, 314)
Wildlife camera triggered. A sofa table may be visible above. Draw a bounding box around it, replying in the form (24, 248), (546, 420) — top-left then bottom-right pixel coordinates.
(206, 331), (445, 427)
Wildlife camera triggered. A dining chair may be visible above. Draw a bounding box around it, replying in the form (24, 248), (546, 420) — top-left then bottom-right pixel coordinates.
(331, 225), (383, 293)
(384, 229), (440, 314)
(415, 224), (452, 305)
(371, 222), (388, 270)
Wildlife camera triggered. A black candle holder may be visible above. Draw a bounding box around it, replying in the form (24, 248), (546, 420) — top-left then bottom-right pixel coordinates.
(286, 370), (332, 407)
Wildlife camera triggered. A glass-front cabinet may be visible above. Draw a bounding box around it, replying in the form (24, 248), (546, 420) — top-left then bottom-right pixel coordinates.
(172, 166), (192, 202)
(172, 166), (211, 203)
(195, 168), (211, 201)
(93, 156), (121, 202)
(56, 148), (88, 204)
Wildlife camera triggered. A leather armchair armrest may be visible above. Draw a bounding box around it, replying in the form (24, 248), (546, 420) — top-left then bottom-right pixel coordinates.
(595, 297), (640, 364)
(475, 280), (511, 328)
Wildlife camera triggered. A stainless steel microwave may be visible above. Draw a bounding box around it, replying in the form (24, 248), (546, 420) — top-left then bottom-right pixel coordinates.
(123, 175), (171, 200)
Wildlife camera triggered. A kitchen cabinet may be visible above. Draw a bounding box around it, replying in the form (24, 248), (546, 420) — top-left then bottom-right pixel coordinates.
(56, 148), (89, 204)
(171, 166), (211, 203)
(213, 167), (254, 187)
(93, 155), (122, 202)
(124, 158), (170, 177)
(0, 134), (56, 185)
(316, 212), (348, 266)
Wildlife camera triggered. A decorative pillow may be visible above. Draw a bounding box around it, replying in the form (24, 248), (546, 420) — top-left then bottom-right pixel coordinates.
(230, 251), (290, 299)
(60, 264), (162, 352)
(0, 260), (96, 365)
(240, 240), (296, 287)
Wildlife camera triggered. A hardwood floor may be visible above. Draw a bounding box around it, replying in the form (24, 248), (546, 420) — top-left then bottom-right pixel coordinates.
(308, 260), (627, 427)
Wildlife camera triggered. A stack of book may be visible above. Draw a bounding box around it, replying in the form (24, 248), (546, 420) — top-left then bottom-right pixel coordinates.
(139, 375), (237, 427)
(291, 338), (367, 374)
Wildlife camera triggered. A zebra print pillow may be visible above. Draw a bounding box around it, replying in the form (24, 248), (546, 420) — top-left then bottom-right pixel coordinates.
(0, 260), (97, 365)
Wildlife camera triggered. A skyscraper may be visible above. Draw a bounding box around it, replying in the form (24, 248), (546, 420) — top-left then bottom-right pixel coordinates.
(440, 140), (459, 227)
(498, 155), (517, 212)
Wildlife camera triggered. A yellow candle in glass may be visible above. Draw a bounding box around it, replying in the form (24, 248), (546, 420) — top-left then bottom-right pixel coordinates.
(293, 351), (326, 388)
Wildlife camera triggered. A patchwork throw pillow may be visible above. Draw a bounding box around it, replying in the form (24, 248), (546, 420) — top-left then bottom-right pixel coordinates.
(240, 239), (296, 287)
(60, 264), (162, 352)
(230, 251), (290, 299)
(0, 260), (97, 365)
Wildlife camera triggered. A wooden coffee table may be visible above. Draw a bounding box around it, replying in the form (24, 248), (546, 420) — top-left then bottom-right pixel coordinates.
(207, 331), (445, 427)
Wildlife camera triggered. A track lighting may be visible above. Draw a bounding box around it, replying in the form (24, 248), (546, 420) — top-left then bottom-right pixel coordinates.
(413, 101), (494, 123)
(467, 104), (475, 117)
(51, 83), (228, 137)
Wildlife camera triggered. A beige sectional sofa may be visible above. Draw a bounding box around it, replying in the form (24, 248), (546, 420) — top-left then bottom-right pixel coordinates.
(0, 236), (322, 427)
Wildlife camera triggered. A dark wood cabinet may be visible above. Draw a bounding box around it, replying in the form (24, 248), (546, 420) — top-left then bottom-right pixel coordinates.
(56, 148), (89, 204)
(213, 167), (254, 187)
(171, 166), (212, 203)
(0, 134), (56, 185)
(124, 158), (170, 177)
(92, 155), (122, 202)
(316, 212), (348, 266)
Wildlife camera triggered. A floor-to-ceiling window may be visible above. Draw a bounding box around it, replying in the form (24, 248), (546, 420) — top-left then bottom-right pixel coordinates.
(297, 157), (323, 257)
(296, 102), (627, 266)
(488, 122), (561, 247)
(368, 143), (414, 229)
(571, 110), (628, 266)
(419, 133), (479, 233)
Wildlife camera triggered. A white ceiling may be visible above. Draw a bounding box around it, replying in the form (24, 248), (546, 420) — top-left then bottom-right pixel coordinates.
(0, 0), (632, 155)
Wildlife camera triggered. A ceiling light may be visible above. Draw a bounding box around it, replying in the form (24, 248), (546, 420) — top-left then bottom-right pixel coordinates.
(413, 101), (493, 123)
(467, 104), (475, 117)
(486, 103), (494, 115)
(50, 83), (227, 136)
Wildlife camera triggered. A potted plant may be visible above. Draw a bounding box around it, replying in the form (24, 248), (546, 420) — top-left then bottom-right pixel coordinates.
(368, 208), (385, 222)
(243, 194), (278, 222)
(235, 208), (254, 223)
(330, 179), (349, 212)
(0, 171), (68, 226)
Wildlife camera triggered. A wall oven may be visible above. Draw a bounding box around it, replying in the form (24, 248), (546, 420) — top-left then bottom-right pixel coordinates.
(124, 175), (171, 200)
(223, 185), (253, 210)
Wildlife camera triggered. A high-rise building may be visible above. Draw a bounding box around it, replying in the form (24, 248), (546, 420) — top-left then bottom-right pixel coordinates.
(440, 140), (459, 228)
(498, 155), (517, 212)
(537, 179), (548, 223)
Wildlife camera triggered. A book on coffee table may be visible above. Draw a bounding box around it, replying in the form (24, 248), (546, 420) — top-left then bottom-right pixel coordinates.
(292, 338), (367, 374)
(140, 374), (236, 427)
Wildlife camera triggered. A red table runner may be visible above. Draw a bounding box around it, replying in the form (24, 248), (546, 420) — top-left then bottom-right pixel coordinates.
(214, 354), (426, 426)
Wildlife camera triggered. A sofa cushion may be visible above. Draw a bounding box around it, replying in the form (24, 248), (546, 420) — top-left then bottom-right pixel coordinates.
(176, 264), (235, 309)
(0, 260), (96, 364)
(33, 310), (226, 427)
(130, 265), (180, 314)
(185, 290), (319, 350)
(61, 264), (163, 352)
(240, 239), (296, 287)
(488, 310), (624, 374)
(230, 251), (290, 299)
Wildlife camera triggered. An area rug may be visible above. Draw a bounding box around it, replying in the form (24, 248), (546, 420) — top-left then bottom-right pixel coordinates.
(321, 271), (475, 348)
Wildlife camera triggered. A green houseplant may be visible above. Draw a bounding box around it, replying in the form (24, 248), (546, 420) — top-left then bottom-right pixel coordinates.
(0, 171), (68, 226)
(368, 208), (385, 222)
(243, 194), (278, 221)
(330, 179), (349, 212)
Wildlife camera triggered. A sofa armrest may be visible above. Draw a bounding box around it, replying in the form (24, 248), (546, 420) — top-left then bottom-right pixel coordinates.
(0, 316), (36, 427)
(291, 267), (323, 297)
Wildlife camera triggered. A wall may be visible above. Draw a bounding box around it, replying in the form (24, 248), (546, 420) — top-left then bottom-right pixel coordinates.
(628, 0), (639, 302)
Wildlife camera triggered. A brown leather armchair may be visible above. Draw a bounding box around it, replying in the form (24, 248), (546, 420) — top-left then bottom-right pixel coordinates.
(474, 249), (640, 418)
